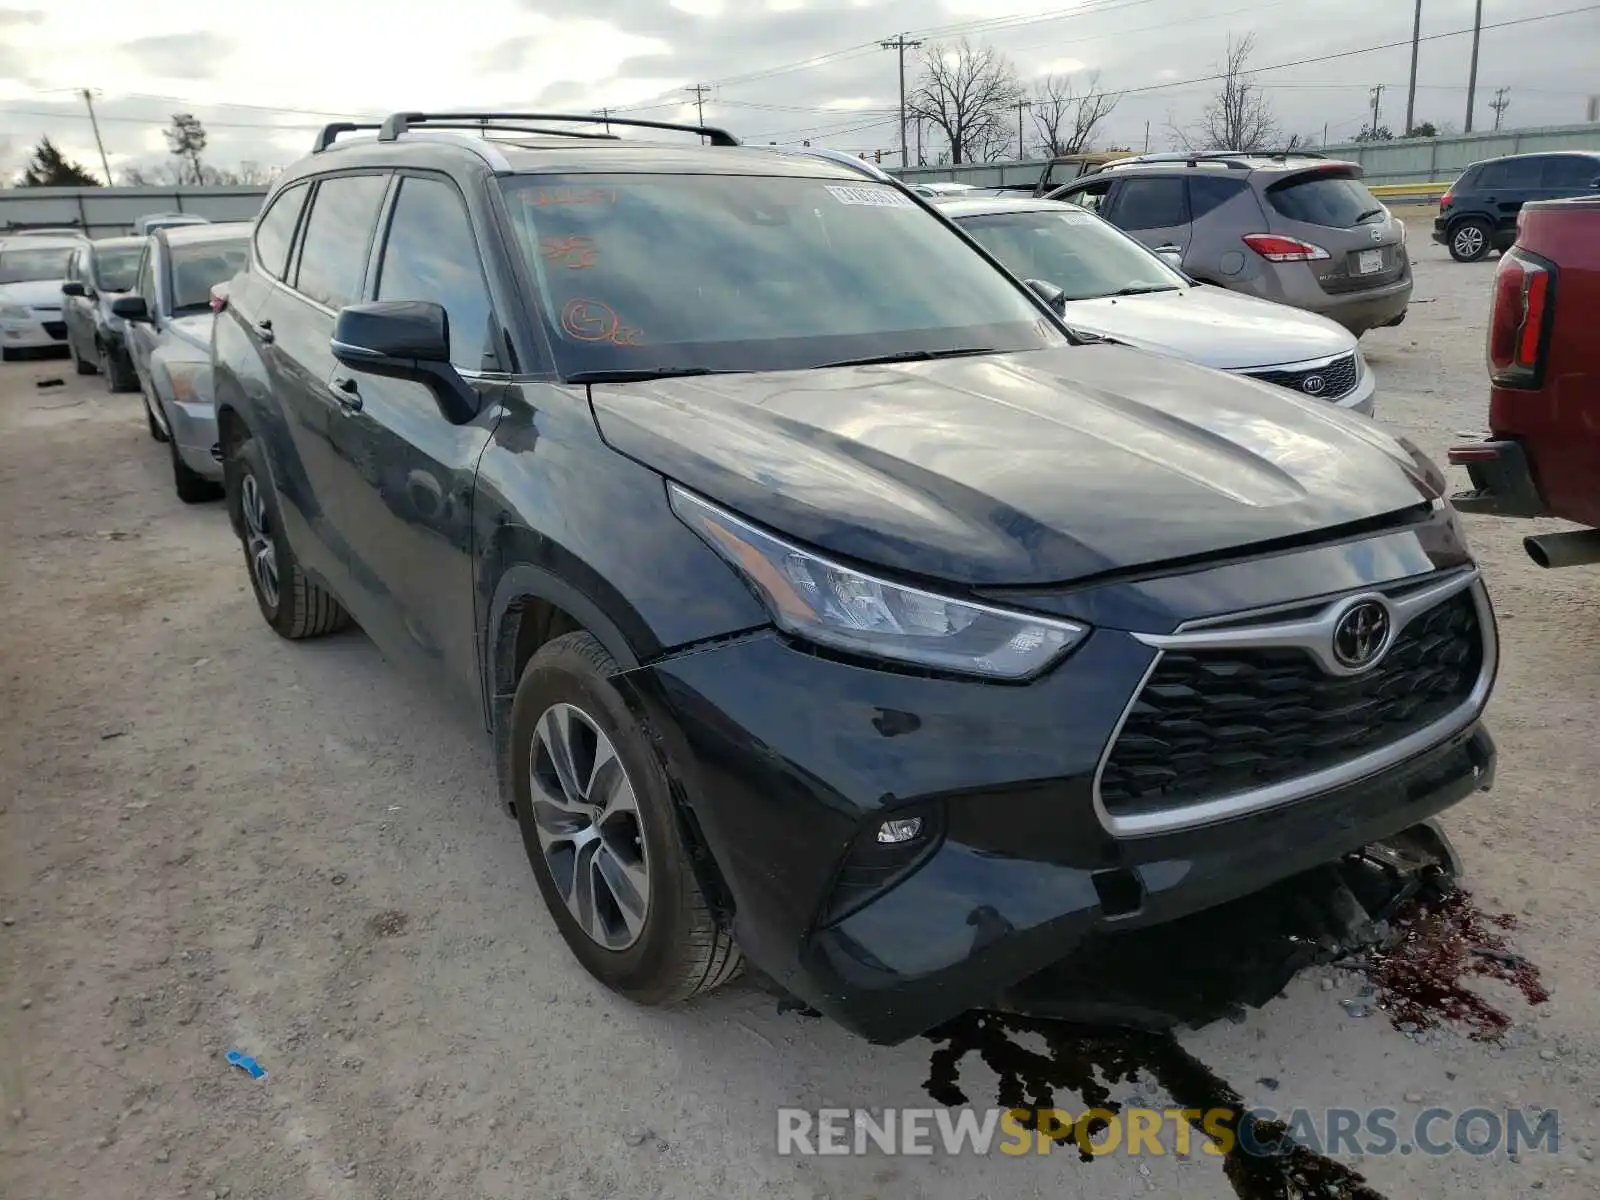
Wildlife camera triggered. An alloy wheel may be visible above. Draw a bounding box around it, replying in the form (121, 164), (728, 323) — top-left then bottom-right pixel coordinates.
(240, 473), (280, 610)
(1453, 225), (1485, 259)
(529, 702), (651, 951)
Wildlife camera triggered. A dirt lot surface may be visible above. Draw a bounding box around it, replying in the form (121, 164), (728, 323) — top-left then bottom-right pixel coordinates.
(3, 230), (1599, 1200)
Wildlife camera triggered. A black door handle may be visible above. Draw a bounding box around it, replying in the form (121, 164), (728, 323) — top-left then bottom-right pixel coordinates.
(331, 376), (363, 412)
(255, 318), (275, 344)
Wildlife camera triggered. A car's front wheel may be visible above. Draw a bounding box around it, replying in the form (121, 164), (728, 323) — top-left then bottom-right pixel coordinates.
(1449, 217), (1492, 263)
(508, 631), (741, 1005)
(70, 336), (96, 375)
(227, 436), (351, 639)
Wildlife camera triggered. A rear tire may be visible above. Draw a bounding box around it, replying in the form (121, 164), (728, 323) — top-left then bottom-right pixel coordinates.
(227, 436), (351, 639)
(508, 631), (741, 1005)
(1448, 218), (1492, 263)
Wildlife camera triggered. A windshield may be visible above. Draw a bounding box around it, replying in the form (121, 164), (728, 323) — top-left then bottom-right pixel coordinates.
(1267, 172), (1385, 228)
(955, 205), (1186, 301)
(95, 246), (143, 292)
(500, 173), (1065, 377)
(168, 238), (248, 313)
(0, 246), (75, 284)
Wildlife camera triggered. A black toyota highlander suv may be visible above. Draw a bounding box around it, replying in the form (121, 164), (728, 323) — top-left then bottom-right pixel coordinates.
(211, 111), (1498, 1045)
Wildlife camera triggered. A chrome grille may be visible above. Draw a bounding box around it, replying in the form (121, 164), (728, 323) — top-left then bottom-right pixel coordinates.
(1242, 352), (1359, 400)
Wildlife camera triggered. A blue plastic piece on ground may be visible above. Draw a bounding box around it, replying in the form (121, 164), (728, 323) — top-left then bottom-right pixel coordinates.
(225, 1049), (267, 1079)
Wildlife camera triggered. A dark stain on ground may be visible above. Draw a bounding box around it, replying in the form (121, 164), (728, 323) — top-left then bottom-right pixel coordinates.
(1357, 888), (1548, 1039)
(366, 910), (410, 938)
(917, 832), (1546, 1200)
(926, 1013), (1384, 1198)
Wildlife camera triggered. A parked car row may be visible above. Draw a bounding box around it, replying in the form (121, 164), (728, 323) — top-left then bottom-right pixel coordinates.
(151, 111), (1496, 1048)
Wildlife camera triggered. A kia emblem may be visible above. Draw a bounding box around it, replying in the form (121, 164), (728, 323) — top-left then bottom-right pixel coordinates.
(1302, 374), (1327, 396)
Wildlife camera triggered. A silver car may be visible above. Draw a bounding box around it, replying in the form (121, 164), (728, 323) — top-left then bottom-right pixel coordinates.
(112, 223), (250, 502)
(0, 236), (79, 360)
(1048, 152), (1411, 337)
(940, 196), (1375, 415)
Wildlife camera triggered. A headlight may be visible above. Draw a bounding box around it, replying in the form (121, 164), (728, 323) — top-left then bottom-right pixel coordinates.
(669, 484), (1088, 680)
(0, 305), (31, 321)
(161, 360), (213, 406)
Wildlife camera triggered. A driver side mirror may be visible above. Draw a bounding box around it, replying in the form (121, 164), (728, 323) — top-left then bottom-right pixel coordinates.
(1024, 278), (1068, 315)
(110, 295), (150, 322)
(330, 301), (478, 426)
(61, 281), (85, 298)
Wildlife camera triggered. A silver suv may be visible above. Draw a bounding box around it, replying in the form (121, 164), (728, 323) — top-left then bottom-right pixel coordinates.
(1049, 151), (1411, 337)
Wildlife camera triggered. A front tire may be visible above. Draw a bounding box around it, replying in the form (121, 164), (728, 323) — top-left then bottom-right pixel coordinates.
(227, 436), (351, 639)
(169, 435), (222, 505)
(1449, 218), (1492, 263)
(101, 342), (138, 392)
(71, 337), (97, 375)
(508, 631), (741, 1005)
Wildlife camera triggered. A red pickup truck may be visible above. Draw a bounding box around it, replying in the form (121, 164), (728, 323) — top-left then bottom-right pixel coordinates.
(1449, 196), (1600, 568)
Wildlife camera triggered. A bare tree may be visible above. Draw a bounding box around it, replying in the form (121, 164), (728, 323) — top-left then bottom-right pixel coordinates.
(163, 113), (208, 184)
(120, 161), (183, 186)
(1172, 34), (1279, 151)
(907, 39), (1021, 166)
(1030, 71), (1122, 157)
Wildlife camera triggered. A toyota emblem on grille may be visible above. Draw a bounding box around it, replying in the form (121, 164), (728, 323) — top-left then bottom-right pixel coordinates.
(1301, 374), (1328, 396)
(1332, 600), (1391, 670)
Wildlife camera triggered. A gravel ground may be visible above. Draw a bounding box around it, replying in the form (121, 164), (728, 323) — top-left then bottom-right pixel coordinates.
(2, 228), (1598, 1200)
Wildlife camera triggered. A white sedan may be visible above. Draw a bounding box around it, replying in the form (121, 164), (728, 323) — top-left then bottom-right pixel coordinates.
(938, 196), (1376, 416)
(0, 237), (79, 361)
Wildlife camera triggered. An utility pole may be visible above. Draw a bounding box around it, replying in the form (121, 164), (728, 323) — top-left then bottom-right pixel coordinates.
(1404, 0), (1423, 135)
(1369, 84), (1385, 137)
(684, 84), (712, 140)
(915, 115), (923, 166)
(79, 89), (113, 186)
(1014, 98), (1032, 160)
(881, 34), (923, 169)
(1143, 120), (1150, 153)
(599, 107), (611, 134)
(1490, 87), (1511, 130)
(1464, 0), (1483, 132)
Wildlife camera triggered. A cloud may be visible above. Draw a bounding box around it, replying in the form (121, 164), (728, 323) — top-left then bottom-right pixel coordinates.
(123, 32), (234, 80)
(0, 9), (43, 27)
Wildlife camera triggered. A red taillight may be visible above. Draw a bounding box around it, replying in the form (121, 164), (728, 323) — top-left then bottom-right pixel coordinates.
(1488, 250), (1555, 388)
(1241, 233), (1330, 262)
(209, 293), (228, 312)
(1439, 189), (1453, 210)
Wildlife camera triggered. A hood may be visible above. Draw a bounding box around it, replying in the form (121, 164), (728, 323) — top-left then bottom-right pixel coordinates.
(590, 345), (1437, 588)
(1062, 286), (1354, 370)
(164, 312), (215, 355)
(0, 279), (69, 308)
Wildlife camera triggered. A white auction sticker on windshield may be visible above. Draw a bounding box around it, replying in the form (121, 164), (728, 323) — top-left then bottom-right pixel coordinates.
(824, 185), (916, 208)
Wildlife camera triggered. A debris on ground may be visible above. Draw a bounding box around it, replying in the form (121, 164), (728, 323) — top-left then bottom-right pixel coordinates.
(224, 1049), (267, 1080)
(34, 378), (63, 389)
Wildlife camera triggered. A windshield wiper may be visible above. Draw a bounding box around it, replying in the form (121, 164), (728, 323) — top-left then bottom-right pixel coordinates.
(565, 367), (742, 384)
(814, 347), (998, 370)
(1109, 285), (1181, 297)
(1355, 207), (1386, 223)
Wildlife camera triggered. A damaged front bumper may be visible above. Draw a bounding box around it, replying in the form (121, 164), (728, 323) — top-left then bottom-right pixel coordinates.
(624, 621), (1496, 1045)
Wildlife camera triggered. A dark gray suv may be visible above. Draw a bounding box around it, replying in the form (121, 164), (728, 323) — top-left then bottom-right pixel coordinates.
(1051, 152), (1411, 336)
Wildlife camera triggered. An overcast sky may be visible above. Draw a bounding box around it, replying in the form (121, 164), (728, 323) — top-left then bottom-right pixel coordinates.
(0, 0), (1594, 181)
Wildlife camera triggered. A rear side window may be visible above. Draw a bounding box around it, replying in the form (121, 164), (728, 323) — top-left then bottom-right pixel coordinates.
(1187, 175), (1250, 220)
(375, 176), (494, 370)
(1112, 177), (1188, 229)
(254, 182), (308, 281)
(1266, 172), (1383, 228)
(1540, 156), (1600, 189)
(1065, 179), (1113, 213)
(1479, 158), (1539, 190)
(294, 174), (389, 310)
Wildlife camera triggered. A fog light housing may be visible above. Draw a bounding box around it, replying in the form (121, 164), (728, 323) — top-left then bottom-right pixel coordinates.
(876, 817), (924, 844)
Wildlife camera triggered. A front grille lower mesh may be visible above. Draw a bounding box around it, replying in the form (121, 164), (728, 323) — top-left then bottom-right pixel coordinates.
(1243, 352), (1360, 400)
(1099, 590), (1482, 815)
